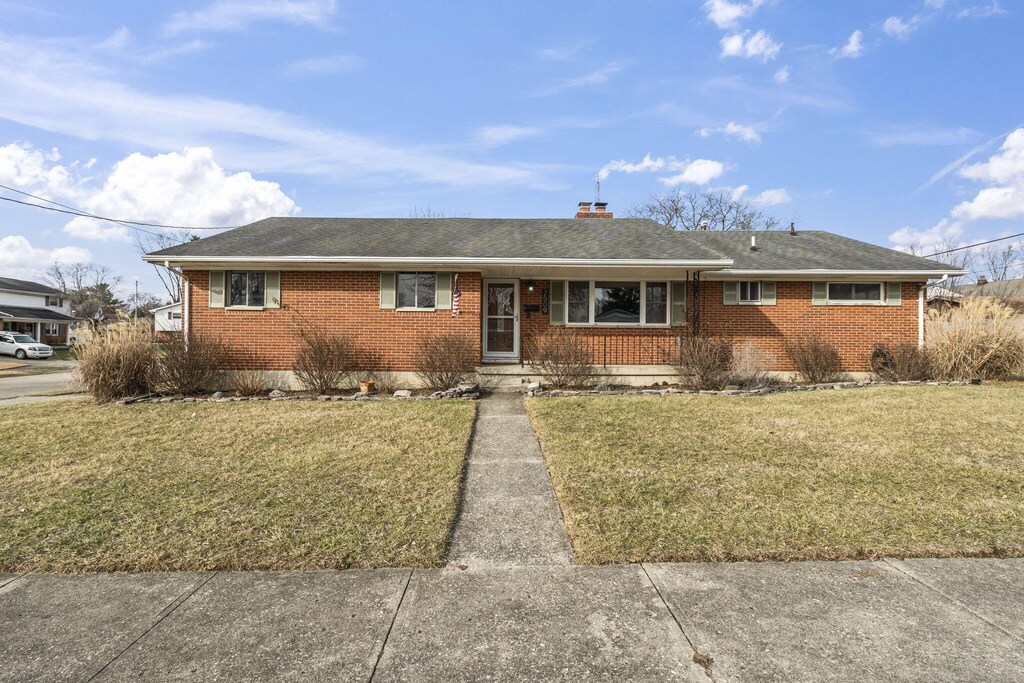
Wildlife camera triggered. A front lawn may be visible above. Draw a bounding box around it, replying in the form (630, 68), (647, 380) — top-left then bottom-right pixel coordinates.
(527, 385), (1024, 564)
(0, 399), (476, 572)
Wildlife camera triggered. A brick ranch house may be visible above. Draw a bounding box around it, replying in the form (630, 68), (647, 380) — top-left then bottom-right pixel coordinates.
(144, 203), (963, 388)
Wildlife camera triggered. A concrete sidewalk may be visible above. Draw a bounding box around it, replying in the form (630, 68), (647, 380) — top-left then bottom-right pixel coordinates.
(1, 559), (1022, 681)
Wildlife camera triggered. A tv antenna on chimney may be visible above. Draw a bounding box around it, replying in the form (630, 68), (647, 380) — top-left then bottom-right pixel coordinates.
(594, 173), (601, 203)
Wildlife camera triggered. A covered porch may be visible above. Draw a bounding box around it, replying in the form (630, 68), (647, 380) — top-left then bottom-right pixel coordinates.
(0, 307), (75, 347)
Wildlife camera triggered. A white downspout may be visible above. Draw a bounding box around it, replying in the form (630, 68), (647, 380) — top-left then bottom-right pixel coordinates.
(920, 274), (951, 349)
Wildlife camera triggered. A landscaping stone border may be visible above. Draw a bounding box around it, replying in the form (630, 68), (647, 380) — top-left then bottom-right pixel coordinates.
(526, 379), (981, 399)
(121, 383), (481, 405)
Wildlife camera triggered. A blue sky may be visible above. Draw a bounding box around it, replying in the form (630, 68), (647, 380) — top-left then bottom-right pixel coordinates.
(0, 0), (1021, 299)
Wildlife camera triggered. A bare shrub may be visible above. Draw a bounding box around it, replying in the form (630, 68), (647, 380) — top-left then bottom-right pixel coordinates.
(230, 369), (271, 396)
(674, 335), (733, 390)
(785, 335), (845, 384)
(528, 331), (594, 389)
(415, 333), (477, 391)
(871, 342), (931, 381)
(293, 329), (355, 394)
(150, 332), (225, 395)
(927, 297), (1024, 381)
(731, 341), (782, 389)
(367, 369), (401, 395)
(74, 319), (154, 402)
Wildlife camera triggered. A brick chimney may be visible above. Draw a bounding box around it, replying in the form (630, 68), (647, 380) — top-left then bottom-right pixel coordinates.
(575, 201), (613, 218)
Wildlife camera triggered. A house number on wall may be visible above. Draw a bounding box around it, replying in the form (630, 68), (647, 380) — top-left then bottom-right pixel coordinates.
(541, 289), (549, 314)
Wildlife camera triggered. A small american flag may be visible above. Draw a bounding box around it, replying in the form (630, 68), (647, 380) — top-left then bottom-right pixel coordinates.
(451, 274), (461, 316)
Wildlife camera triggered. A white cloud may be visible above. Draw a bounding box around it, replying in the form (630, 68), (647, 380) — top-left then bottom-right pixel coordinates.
(867, 124), (978, 148)
(831, 30), (865, 59)
(957, 2), (1005, 19)
(660, 159), (726, 186)
(598, 155), (725, 186)
(731, 184), (791, 205)
(0, 35), (546, 188)
(66, 147), (300, 241)
(773, 66), (790, 84)
(285, 54), (362, 76)
(0, 235), (91, 281)
(164, 0), (336, 34)
(1, 143), (298, 242)
(720, 30), (781, 62)
(475, 125), (544, 148)
(923, 0), (947, 8)
(889, 219), (963, 253)
(699, 121), (761, 143)
(702, 0), (766, 29)
(952, 128), (1024, 221)
(882, 16), (915, 40)
(526, 61), (628, 97)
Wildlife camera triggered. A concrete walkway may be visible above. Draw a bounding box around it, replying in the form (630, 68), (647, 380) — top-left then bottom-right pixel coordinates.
(447, 393), (573, 567)
(2, 559), (1022, 681)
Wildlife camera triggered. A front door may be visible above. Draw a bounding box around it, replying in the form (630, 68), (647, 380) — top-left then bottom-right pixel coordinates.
(482, 279), (519, 361)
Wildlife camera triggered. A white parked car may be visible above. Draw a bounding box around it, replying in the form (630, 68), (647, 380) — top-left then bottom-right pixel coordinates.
(0, 332), (53, 360)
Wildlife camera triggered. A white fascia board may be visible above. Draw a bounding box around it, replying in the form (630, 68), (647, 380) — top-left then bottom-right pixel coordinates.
(142, 255), (735, 269)
(704, 269), (968, 280)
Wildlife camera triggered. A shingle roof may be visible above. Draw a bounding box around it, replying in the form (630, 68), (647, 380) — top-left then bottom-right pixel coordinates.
(954, 277), (1024, 297)
(146, 217), (959, 273)
(0, 306), (76, 322)
(0, 276), (62, 295)
(147, 218), (729, 262)
(679, 230), (961, 272)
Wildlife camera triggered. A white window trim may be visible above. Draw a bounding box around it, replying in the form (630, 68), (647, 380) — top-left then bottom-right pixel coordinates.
(737, 280), (762, 305)
(825, 281), (886, 305)
(396, 272), (437, 311)
(563, 280), (671, 327)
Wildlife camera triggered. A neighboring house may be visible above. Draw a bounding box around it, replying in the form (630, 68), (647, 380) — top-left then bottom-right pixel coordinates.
(926, 285), (962, 311)
(143, 202), (964, 386)
(0, 276), (76, 347)
(150, 302), (183, 340)
(953, 277), (1024, 312)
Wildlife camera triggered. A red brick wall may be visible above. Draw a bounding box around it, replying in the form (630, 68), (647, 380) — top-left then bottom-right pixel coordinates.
(519, 279), (922, 372)
(184, 272), (921, 374)
(701, 281), (922, 372)
(184, 270), (481, 372)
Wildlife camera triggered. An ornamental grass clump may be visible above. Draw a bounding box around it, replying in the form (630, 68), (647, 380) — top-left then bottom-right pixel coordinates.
(73, 319), (155, 402)
(927, 296), (1024, 381)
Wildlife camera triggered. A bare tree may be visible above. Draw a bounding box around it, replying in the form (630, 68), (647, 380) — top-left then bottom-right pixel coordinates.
(630, 189), (781, 231)
(980, 243), (1021, 283)
(407, 206), (471, 218)
(133, 231), (200, 302)
(45, 263), (125, 320)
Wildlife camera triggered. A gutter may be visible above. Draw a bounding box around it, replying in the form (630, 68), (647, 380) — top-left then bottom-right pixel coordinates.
(142, 255), (734, 269)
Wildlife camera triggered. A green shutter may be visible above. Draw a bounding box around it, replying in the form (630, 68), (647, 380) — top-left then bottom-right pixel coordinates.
(265, 271), (281, 308)
(380, 272), (396, 309)
(209, 271), (225, 308)
(812, 282), (828, 305)
(886, 282), (902, 306)
(435, 272), (452, 310)
(761, 281), (776, 306)
(671, 281), (687, 326)
(549, 280), (565, 326)
(722, 281), (738, 305)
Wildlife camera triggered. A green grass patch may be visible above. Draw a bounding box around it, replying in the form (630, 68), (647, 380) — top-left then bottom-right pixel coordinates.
(0, 399), (476, 572)
(527, 385), (1024, 564)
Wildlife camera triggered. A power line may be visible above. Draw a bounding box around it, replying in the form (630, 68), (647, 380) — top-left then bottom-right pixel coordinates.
(0, 195), (165, 239)
(0, 183), (237, 231)
(924, 230), (1024, 257)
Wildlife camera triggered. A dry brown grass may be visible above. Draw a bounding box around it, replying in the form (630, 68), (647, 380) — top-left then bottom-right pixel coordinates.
(0, 399), (476, 572)
(927, 297), (1024, 380)
(528, 384), (1024, 564)
(73, 319), (154, 401)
